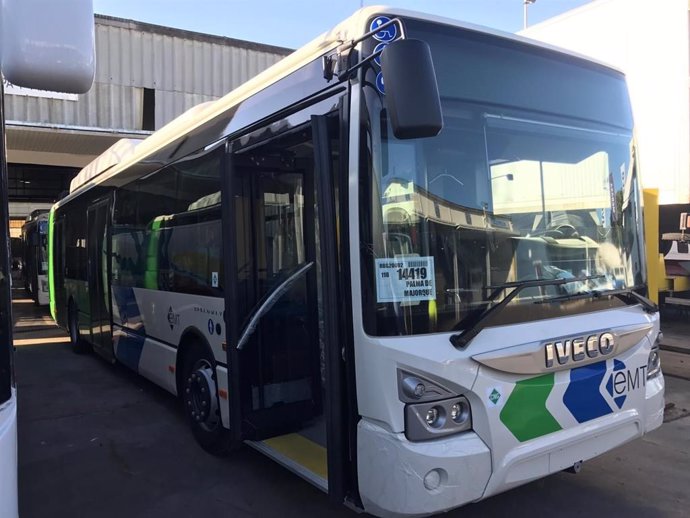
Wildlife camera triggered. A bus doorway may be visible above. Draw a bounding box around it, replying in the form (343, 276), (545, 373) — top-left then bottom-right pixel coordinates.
(87, 197), (113, 360)
(224, 109), (347, 494)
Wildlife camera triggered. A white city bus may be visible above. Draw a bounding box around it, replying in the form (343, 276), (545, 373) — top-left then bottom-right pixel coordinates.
(0, 1), (95, 516)
(49, 8), (664, 517)
(21, 211), (50, 306)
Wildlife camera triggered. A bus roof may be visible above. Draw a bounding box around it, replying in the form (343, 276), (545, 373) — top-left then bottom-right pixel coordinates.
(69, 138), (144, 193)
(55, 5), (624, 209)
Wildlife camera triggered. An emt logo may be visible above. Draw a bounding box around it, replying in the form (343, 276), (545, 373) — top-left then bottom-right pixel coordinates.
(605, 359), (647, 409)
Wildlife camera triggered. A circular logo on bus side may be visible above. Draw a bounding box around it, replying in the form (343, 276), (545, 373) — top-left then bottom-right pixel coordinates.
(373, 42), (388, 66)
(375, 72), (385, 94)
(370, 16), (396, 42)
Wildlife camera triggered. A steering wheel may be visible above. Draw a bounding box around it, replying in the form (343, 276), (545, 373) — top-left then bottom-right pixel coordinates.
(552, 224), (578, 238)
(536, 223), (578, 238)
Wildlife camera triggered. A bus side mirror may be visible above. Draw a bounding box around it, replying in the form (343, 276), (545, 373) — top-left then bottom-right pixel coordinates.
(1, 0), (95, 93)
(380, 39), (443, 140)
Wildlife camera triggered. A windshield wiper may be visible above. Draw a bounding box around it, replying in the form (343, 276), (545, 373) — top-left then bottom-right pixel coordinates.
(449, 275), (605, 350)
(534, 284), (658, 314)
(599, 285), (658, 313)
(533, 291), (594, 304)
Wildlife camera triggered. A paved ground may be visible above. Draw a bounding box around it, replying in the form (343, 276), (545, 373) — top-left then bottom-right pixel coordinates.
(13, 289), (690, 518)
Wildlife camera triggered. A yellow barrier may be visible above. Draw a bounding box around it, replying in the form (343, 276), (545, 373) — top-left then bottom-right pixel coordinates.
(663, 275), (690, 293)
(643, 188), (660, 304)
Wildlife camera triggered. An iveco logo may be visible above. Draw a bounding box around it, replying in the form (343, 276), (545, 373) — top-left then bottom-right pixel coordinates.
(544, 332), (615, 368)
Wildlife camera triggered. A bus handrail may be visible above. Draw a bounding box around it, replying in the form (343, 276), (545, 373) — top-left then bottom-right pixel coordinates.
(236, 261), (314, 350)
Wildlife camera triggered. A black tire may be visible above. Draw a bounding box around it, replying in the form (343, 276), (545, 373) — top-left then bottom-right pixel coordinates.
(68, 302), (90, 354)
(181, 341), (231, 456)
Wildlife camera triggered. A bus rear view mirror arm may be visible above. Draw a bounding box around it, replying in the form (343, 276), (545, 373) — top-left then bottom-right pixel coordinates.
(380, 39), (443, 140)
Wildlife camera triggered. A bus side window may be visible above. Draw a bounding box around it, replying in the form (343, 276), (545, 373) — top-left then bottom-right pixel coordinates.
(164, 149), (222, 296)
(113, 148), (223, 296)
(63, 203), (87, 281)
(112, 184), (145, 288)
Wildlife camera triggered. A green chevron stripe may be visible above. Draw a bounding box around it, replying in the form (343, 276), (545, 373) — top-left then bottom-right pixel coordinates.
(500, 373), (562, 442)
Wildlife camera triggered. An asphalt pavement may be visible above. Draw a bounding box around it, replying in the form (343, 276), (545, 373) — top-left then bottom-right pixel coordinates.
(12, 289), (690, 518)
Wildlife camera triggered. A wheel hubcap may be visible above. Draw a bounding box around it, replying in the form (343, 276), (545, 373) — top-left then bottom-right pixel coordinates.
(184, 360), (219, 431)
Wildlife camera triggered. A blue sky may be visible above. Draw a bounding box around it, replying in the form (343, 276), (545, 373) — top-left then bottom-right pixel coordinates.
(93, 0), (593, 48)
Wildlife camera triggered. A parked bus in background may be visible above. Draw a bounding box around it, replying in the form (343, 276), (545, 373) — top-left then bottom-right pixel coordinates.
(49, 8), (663, 517)
(21, 211), (50, 306)
(0, 1), (95, 516)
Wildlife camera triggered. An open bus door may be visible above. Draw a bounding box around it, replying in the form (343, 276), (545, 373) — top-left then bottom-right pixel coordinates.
(222, 106), (354, 504)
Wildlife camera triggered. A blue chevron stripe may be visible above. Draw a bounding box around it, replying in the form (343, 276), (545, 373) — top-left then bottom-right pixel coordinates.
(113, 328), (146, 372)
(563, 361), (613, 423)
(112, 286), (146, 371)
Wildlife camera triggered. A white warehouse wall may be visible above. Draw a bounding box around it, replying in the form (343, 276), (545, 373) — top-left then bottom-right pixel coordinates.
(521, 0), (690, 205)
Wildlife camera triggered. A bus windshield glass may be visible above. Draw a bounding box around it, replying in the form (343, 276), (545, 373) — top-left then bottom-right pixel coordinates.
(360, 19), (645, 337)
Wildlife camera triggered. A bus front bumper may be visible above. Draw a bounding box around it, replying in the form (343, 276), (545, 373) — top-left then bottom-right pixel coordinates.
(357, 374), (664, 518)
(357, 419), (491, 518)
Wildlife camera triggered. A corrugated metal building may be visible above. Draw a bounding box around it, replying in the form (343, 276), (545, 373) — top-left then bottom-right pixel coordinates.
(5, 14), (291, 230)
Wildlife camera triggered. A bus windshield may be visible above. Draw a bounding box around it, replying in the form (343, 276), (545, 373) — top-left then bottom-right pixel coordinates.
(360, 19), (645, 337)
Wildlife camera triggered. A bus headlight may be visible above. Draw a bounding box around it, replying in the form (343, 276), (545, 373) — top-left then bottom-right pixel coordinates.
(405, 396), (472, 441)
(647, 332), (662, 379)
(450, 399), (470, 425)
(424, 406), (443, 428)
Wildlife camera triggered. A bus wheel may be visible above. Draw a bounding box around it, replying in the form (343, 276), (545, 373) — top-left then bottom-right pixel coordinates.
(181, 343), (231, 456)
(68, 302), (90, 354)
